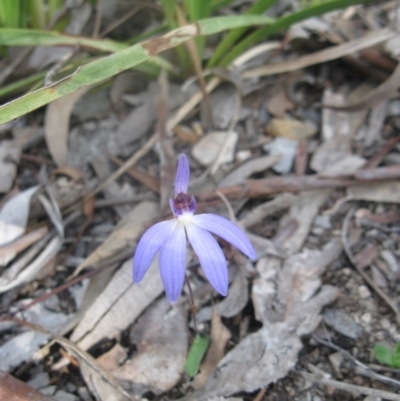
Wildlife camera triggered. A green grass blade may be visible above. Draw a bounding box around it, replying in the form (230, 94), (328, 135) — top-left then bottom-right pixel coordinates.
(218, 0), (378, 66)
(184, 0), (213, 57)
(184, 335), (210, 377)
(0, 0), (21, 28)
(29, 0), (47, 29)
(0, 28), (127, 52)
(0, 15), (273, 124)
(208, 0), (278, 68)
(210, 0), (237, 13)
(374, 344), (394, 367)
(0, 28), (175, 74)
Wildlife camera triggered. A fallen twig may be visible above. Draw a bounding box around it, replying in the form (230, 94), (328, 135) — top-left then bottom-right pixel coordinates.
(312, 334), (400, 388)
(299, 371), (400, 400)
(196, 165), (400, 202)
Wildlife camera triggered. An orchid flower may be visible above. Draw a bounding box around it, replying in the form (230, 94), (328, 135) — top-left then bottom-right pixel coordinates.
(133, 154), (256, 303)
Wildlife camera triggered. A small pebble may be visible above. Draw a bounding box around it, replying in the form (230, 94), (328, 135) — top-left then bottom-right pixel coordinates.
(361, 312), (372, 325)
(358, 285), (371, 299)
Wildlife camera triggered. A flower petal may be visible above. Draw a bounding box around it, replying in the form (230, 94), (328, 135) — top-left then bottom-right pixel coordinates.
(159, 222), (187, 303)
(192, 214), (257, 260)
(186, 223), (228, 296)
(133, 220), (177, 283)
(175, 154), (190, 195)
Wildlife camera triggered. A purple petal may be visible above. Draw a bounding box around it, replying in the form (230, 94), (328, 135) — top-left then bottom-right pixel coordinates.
(133, 220), (176, 283)
(186, 223), (228, 296)
(175, 154), (190, 195)
(159, 222), (187, 303)
(192, 214), (257, 260)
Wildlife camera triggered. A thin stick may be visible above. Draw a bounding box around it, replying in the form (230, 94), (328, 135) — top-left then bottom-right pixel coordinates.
(92, 0), (102, 38)
(312, 333), (400, 388)
(185, 273), (198, 333)
(341, 207), (400, 323)
(299, 371), (400, 401)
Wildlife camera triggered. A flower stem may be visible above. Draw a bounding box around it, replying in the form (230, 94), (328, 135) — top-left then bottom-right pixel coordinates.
(185, 273), (198, 332)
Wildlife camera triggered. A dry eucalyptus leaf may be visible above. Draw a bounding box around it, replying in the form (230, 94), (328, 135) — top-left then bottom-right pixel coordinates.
(196, 267), (249, 322)
(266, 118), (317, 141)
(0, 140), (20, 193)
(347, 181), (400, 203)
(0, 185), (40, 249)
(266, 90), (295, 117)
(0, 190), (63, 293)
(192, 132), (238, 167)
(45, 87), (91, 166)
(73, 201), (159, 276)
(54, 336), (136, 401)
(192, 308), (231, 390)
(263, 137), (298, 175)
(218, 155), (281, 188)
(240, 193), (295, 229)
(282, 190), (331, 255)
(114, 299), (188, 396)
(321, 84), (372, 141)
(185, 243), (340, 399)
(310, 135), (352, 173)
(319, 154), (366, 177)
(71, 258), (164, 351)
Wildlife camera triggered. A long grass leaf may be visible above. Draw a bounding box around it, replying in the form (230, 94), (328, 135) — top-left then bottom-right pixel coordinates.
(208, 0), (278, 68)
(0, 15), (273, 124)
(219, 0), (378, 66)
(0, 0), (21, 28)
(0, 28), (175, 73)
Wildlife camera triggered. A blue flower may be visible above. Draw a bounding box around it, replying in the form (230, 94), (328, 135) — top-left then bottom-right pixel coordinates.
(133, 154), (256, 303)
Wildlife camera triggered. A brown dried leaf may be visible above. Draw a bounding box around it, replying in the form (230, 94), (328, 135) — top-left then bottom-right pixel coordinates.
(0, 140), (20, 193)
(54, 336), (136, 401)
(45, 87), (91, 166)
(266, 119), (317, 141)
(347, 181), (400, 203)
(114, 299), (188, 396)
(242, 29), (395, 79)
(219, 155), (281, 188)
(185, 240), (340, 400)
(192, 308), (231, 390)
(73, 201), (158, 276)
(282, 190), (331, 255)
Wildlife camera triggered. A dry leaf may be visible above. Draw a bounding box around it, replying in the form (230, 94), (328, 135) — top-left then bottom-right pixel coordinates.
(242, 29), (395, 79)
(192, 132), (238, 167)
(0, 186), (40, 263)
(192, 308), (231, 390)
(347, 181), (400, 203)
(54, 336), (136, 401)
(0, 190), (63, 294)
(266, 119), (317, 141)
(196, 268), (249, 322)
(0, 140), (20, 193)
(71, 258), (163, 351)
(185, 239), (340, 400)
(114, 299), (188, 395)
(218, 155), (281, 188)
(319, 154), (366, 177)
(282, 190), (331, 255)
(263, 138), (298, 175)
(45, 87), (91, 166)
(73, 201), (159, 276)
(266, 90), (295, 117)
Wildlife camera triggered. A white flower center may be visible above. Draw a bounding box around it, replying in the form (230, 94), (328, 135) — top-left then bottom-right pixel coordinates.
(177, 212), (194, 226)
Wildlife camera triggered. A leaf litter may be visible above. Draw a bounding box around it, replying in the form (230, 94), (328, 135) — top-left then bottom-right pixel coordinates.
(1, 2), (400, 401)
